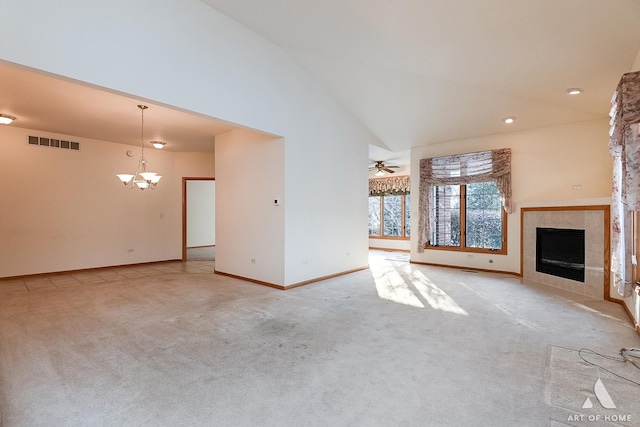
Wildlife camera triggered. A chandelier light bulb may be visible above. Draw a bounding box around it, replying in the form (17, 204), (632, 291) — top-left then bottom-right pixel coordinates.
(116, 174), (135, 184)
(139, 172), (158, 181)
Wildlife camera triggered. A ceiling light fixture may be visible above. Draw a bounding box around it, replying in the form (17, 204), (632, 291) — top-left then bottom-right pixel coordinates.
(152, 141), (166, 149)
(116, 105), (162, 190)
(375, 170), (385, 177)
(566, 88), (583, 95)
(503, 116), (516, 124)
(0, 114), (16, 125)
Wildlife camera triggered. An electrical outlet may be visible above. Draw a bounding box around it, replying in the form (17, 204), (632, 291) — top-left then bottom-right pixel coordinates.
(251, 258), (256, 264)
(128, 249), (134, 253)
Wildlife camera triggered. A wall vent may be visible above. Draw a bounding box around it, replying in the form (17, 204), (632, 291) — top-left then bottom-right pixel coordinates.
(28, 135), (80, 151)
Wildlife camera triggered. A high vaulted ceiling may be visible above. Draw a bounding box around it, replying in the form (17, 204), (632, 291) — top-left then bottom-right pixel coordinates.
(202, 0), (640, 162)
(1, 1), (640, 162)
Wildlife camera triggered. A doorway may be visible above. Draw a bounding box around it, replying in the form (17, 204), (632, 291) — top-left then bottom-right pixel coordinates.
(182, 177), (216, 261)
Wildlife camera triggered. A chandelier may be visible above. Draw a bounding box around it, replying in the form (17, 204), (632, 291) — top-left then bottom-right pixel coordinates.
(116, 105), (162, 190)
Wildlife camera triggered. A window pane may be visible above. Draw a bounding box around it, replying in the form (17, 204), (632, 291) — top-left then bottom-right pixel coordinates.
(383, 195), (402, 236)
(404, 194), (411, 237)
(431, 185), (460, 246)
(368, 196), (381, 236)
(465, 182), (503, 250)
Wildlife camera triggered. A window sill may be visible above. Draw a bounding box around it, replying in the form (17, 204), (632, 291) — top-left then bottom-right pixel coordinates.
(424, 245), (507, 256)
(369, 236), (410, 241)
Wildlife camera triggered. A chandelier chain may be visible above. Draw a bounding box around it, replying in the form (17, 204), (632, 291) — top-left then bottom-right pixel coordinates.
(116, 104), (161, 190)
(139, 104), (147, 158)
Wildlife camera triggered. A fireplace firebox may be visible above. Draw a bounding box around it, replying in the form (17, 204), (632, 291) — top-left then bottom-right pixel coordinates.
(536, 227), (585, 282)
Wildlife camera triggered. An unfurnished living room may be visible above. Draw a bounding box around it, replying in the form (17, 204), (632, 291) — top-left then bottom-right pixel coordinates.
(1, 1), (640, 426)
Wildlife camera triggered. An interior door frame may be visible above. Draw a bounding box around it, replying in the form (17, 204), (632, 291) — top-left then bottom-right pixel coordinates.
(182, 177), (216, 261)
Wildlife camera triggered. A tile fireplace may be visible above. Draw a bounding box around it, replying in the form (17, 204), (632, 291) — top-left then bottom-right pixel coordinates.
(521, 206), (609, 299)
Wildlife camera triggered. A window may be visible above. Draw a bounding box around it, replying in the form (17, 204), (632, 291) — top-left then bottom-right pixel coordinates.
(431, 184), (461, 246)
(417, 148), (511, 254)
(429, 181), (506, 253)
(369, 194), (410, 239)
(404, 194), (411, 237)
(368, 197), (381, 236)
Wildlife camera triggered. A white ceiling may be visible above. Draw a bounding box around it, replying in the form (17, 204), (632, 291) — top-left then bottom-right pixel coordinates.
(0, 61), (237, 152)
(201, 0), (640, 163)
(2, 0), (640, 163)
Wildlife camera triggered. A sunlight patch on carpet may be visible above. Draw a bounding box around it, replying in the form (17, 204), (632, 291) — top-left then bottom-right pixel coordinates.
(370, 255), (467, 314)
(410, 269), (468, 315)
(372, 263), (424, 308)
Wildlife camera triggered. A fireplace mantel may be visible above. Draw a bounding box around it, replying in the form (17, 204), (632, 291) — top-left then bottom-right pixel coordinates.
(520, 205), (610, 300)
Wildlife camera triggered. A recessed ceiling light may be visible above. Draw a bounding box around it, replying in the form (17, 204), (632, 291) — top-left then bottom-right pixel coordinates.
(503, 116), (516, 124)
(566, 88), (582, 95)
(0, 114), (16, 125)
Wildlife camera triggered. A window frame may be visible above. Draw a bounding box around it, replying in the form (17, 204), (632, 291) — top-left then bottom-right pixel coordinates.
(633, 212), (639, 285)
(425, 183), (507, 254)
(369, 193), (411, 240)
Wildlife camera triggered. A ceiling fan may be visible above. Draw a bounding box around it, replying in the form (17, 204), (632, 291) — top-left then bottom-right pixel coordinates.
(369, 160), (400, 176)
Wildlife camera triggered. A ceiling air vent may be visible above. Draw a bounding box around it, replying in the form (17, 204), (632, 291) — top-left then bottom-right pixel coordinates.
(28, 135), (80, 151)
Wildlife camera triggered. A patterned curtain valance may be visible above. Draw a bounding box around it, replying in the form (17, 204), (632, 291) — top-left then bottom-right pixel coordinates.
(369, 175), (410, 196)
(417, 148), (512, 253)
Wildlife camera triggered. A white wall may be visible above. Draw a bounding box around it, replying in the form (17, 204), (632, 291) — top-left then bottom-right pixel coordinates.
(369, 238), (410, 251)
(410, 119), (612, 274)
(0, 125), (184, 277)
(0, 124), (219, 278)
(623, 290), (640, 333)
(186, 180), (215, 247)
(0, 0), (376, 286)
(174, 152), (215, 178)
(283, 114), (370, 285)
(215, 129), (285, 285)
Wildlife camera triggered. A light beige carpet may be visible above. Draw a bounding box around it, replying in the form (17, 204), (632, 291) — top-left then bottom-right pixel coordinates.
(0, 251), (639, 426)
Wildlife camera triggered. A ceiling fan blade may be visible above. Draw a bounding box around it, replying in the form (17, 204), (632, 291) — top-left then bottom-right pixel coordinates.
(382, 167), (396, 174)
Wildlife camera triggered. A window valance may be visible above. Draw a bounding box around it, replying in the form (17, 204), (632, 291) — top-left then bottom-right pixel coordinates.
(417, 148), (512, 252)
(369, 175), (410, 196)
